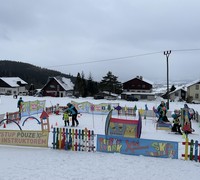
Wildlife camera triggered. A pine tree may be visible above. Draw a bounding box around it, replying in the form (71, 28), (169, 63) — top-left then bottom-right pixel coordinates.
(100, 71), (122, 95)
(170, 85), (176, 92)
(87, 72), (99, 96)
(74, 72), (82, 97)
(81, 71), (88, 97)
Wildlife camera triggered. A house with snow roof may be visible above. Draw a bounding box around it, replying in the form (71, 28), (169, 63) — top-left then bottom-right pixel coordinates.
(41, 76), (74, 97)
(168, 86), (187, 101)
(121, 76), (156, 101)
(0, 77), (28, 95)
(186, 79), (200, 103)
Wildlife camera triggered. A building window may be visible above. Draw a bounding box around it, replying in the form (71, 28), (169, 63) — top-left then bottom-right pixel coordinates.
(57, 85), (60, 91)
(50, 85), (55, 89)
(175, 92), (179, 96)
(142, 85), (145, 88)
(195, 94), (199, 99)
(196, 85), (199, 90)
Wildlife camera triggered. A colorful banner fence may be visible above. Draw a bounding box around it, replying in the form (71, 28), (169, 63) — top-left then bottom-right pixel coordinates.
(52, 127), (95, 152)
(45, 105), (66, 115)
(71, 101), (119, 115)
(105, 110), (142, 138)
(0, 130), (49, 147)
(117, 106), (137, 116)
(21, 100), (46, 117)
(182, 138), (200, 162)
(97, 134), (178, 159)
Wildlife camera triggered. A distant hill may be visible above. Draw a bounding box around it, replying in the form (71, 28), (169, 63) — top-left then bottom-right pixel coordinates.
(0, 60), (76, 89)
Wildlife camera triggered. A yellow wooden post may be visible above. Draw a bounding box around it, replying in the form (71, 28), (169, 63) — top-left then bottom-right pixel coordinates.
(185, 136), (189, 160)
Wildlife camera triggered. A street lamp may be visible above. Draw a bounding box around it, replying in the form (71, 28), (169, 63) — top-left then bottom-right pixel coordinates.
(164, 50), (171, 110)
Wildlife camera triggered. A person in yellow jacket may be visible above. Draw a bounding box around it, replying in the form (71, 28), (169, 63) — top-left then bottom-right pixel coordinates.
(63, 110), (70, 127)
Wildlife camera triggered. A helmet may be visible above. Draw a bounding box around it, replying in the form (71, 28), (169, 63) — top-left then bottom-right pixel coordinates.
(174, 109), (180, 114)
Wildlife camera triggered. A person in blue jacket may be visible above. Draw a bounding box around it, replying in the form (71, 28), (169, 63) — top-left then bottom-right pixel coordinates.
(66, 103), (79, 127)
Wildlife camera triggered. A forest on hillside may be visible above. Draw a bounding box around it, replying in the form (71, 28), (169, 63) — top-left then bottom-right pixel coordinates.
(0, 60), (76, 88)
(0, 60), (123, 97)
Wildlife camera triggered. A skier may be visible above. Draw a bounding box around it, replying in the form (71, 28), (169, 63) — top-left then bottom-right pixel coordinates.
(63, 110), (70, 127)
(55, 103), (60, 115)
(157, 101), (170, 123)
(171, 110), (182, 135)
(17, 97), (23, 112)
(66, 103), (79, 127)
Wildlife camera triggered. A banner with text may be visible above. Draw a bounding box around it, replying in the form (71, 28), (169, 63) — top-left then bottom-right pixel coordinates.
(97, 134), (178, 159)
(0, 130), (49, 147)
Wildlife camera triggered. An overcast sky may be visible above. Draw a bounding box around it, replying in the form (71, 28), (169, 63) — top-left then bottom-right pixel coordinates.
(0, 0), (200, 83)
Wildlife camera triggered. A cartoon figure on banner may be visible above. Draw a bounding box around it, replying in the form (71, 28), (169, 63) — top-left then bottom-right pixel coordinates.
(171, 110), (182, 135)
(182, 104), (195, 134)
(157, 101), (170, 123)
(124, 125), (136, 137)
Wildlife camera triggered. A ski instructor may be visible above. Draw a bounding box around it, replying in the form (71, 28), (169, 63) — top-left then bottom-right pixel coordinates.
(66, 103), (79, 127)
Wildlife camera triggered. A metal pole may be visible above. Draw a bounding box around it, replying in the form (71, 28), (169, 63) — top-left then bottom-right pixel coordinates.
(164, 50), (171, 110)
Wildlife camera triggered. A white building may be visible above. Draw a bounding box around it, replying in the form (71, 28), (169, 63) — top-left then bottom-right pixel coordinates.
(0, 77), (28, 95)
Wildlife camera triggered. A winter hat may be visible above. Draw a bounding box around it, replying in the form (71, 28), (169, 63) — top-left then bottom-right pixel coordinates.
(67, 103), (71, 107)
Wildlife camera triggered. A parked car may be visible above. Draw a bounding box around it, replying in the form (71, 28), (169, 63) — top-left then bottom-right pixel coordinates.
(105, 96), (117, 100)
(94, 95), (104, 99)
(192, 100), (200, 104)
(127, 96), (138, 101)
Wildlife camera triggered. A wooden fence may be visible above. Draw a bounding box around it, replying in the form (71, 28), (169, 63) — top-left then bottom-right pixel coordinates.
(182, 138), (200, 162)
(52, 127), (95, 152)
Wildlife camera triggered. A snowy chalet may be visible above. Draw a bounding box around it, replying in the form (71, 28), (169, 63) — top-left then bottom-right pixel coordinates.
(41, 76), (74, 97)
(168, 86), (187, 101)
(121, 76), (155, 100)
(186, 79), (200, 103)
(0, 77), (28, 95)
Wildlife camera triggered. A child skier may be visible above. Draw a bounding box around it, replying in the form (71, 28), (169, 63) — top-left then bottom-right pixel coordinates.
(171, 110), (182, 135)
(63, 110), (70, 127)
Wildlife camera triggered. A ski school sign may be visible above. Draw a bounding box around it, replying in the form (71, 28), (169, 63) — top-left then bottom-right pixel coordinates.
(97, 134), (178, 159)
(0, 130), (49, 147)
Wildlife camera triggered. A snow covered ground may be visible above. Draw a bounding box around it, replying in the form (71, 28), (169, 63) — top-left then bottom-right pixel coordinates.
(0, 95), (200, 180)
